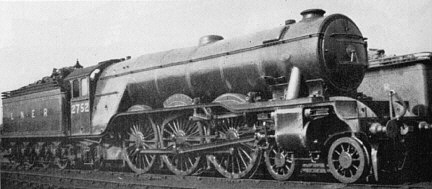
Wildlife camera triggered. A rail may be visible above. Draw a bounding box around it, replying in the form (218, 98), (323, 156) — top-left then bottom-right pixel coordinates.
(1, 164), (428, 189)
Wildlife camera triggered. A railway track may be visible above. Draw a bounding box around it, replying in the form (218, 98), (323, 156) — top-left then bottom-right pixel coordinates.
(1, 167), (190, 189)
(2, 164), (431, 189)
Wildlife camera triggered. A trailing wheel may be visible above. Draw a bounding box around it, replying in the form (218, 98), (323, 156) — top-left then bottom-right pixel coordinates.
(161, 114), (204, 176)
(327, 137), (367, 183)
(264, 144), (299, 180)
(122, 116), (158, 174)
(207, 117), (262, 179)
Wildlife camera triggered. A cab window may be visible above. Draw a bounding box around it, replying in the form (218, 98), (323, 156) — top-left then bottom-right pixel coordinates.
(72, 79), (80, 98)
(81, 78), (89, 96)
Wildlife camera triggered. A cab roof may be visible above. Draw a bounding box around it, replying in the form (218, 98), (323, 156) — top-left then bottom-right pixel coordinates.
(64, 58), (125, 81)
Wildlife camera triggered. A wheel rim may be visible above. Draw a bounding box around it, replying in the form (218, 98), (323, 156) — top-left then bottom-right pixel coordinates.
(328, 137), (366, 183)
(123, 117), (158, 174)
(264, 144), (297, 180)
(207, 117), (261, 179)
(161, 114), (203, 176)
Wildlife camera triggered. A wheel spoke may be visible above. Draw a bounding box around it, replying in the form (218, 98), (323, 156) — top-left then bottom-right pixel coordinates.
(352, 164), (358, 171)
(239, 147), (252, 161)
(237, 150), (248, 168)
(187, 156), (194, 167)
(335, 149), (341, 156)
(188, 129), (200, 137)
(173, 121), (180, 133)
(231, 155), (235, 173)
(184, 123), (197, 134)
(167, 124), (177, 134)
(143, 132), (154, 139)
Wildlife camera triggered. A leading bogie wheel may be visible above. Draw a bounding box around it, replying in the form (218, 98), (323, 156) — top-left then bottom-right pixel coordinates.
(161, 114), (204, 176)
(264, 144), (299, 181)
(122, 116), (158, 174)
(327, 137), (367, 183)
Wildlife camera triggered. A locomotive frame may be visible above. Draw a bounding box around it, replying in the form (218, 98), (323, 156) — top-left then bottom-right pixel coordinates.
(2, 9), (432, 184)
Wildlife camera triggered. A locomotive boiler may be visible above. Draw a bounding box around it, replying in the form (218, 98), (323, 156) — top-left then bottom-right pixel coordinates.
(91, 8), (367, 131)
(1, 9), (430, 184)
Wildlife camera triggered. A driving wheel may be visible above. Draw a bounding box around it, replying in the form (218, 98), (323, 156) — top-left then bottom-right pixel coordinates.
(161, 114), (204, 176)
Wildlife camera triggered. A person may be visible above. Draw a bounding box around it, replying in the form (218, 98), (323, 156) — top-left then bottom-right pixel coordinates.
(51, 68), (59, 78)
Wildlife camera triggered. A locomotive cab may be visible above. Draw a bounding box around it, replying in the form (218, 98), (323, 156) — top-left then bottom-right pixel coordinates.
(65, 68), (94, 135)
(64, 59), (124, 136)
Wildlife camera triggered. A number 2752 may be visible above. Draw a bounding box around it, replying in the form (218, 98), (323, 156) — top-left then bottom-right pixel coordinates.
(71, 103), (89, 114)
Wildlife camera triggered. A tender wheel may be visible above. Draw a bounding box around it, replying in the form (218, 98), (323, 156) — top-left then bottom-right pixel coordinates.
(55, 145), (69, 170)
(55, 144), (70, 170)
(207, 117), (262, 179)
(10, 143), (24, 168)
(327, 137), (367, 183)
(39, 144), (52, 169)
(264, 144), (298, 180)
(7, 145), (18, 168)
(24, 144), (36, 169)
(123, 116), (158, 174)
(161, 114), (204, 176)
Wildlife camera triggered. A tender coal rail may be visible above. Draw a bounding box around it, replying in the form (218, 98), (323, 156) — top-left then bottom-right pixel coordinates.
(2, 166), (430, 189)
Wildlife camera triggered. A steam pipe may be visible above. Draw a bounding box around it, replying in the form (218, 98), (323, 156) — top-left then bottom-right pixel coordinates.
(285, 66), (301, 100)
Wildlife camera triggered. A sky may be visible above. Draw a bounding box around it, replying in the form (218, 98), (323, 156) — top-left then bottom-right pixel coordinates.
(1, 0), (432, 124)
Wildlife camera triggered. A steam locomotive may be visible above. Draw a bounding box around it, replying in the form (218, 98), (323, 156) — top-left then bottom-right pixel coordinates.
(1, 9), (431, 184)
